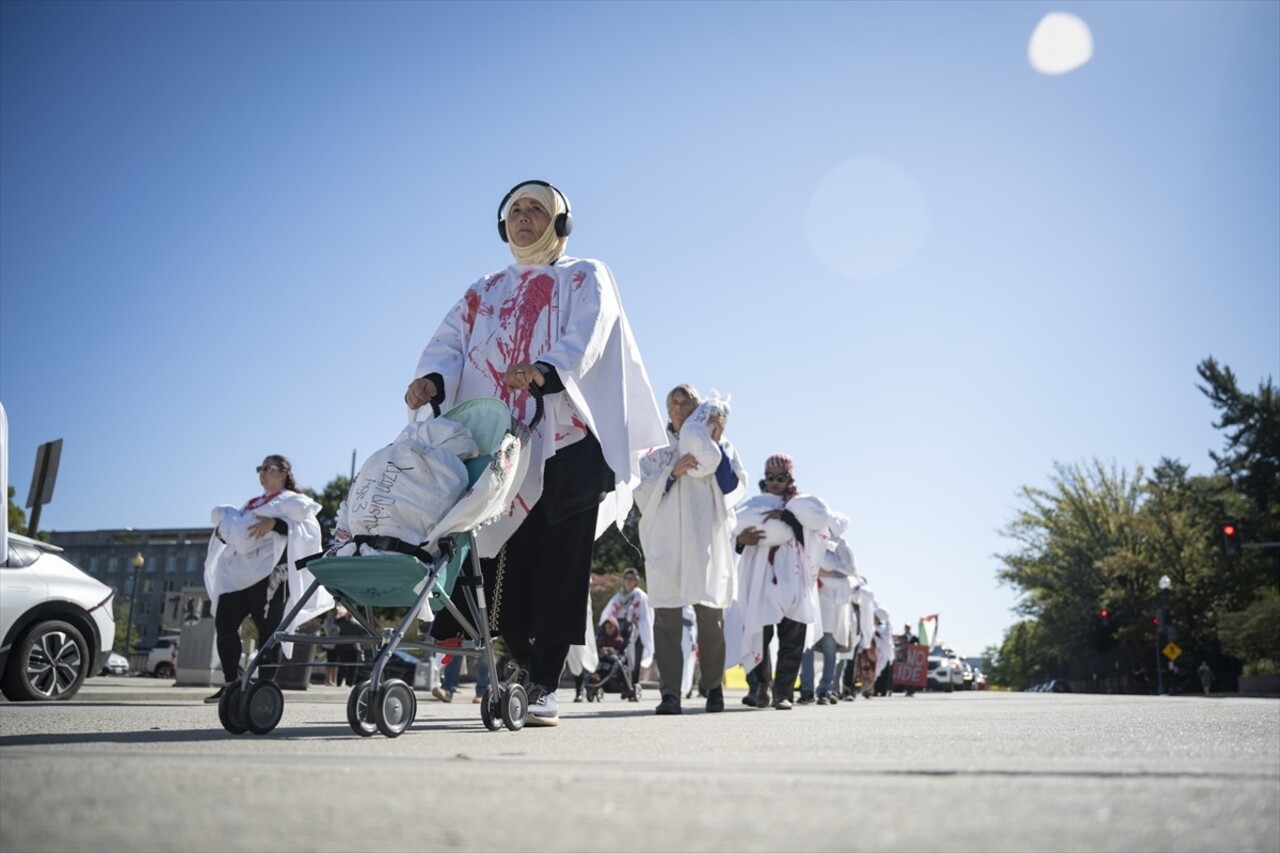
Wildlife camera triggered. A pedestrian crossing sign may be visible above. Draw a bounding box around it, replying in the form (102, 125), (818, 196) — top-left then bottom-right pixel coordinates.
(1163, 642), (1182, 661)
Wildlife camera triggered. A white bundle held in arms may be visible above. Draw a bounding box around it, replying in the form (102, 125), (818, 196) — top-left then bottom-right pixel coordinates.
(677, 395), (730, 477)
(331, 416), (479, 557)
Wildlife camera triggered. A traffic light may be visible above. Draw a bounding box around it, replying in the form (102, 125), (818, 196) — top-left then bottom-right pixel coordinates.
(1218, 520), (1243, 558)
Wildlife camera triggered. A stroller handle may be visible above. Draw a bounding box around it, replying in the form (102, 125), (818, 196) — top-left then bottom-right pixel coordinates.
(426, 378), (545, 430)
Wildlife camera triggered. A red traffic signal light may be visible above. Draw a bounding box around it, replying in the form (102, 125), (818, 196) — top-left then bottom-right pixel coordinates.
(1218, 520), (1243, 558)
(1100, 608), (1109, 618)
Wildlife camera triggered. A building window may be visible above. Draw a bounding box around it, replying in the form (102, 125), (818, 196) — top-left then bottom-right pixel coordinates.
(108, 556), (119, 572)
(186, 555), (197, 571)
(89, 556), (99, 572)
(166, 555), (177, 573)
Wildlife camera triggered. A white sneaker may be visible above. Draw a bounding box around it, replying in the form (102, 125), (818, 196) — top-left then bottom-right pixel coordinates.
(525, 685), (559, 727)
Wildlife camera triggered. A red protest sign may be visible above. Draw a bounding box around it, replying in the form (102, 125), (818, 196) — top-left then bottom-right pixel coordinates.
(892, 643), (929, 689)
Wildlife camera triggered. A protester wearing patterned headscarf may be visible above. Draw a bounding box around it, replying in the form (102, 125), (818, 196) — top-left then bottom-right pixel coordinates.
(724, 453), (840, 710)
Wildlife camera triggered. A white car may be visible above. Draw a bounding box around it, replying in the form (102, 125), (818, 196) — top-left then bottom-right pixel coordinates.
(146, 635), (180, 679)
(99, 651), (129, 676)
(927, 654), (964, 691)
(1, 533), (116, 701)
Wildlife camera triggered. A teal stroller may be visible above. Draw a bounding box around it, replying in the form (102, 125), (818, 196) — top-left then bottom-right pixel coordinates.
(217, 392), (541, 738)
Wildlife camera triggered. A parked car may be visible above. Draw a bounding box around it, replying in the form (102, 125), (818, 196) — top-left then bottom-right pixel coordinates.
(99, 652), (129, 676)
(1, 533), (115, 701)
(145, 635), (180, 679)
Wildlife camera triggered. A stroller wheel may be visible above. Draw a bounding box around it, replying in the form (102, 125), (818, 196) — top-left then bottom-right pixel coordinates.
(373, 679), (417, 738)
(501, 683), (528, 732)
(346, 680), (377, 737)
(479, 688), (502, 731)
(245, 681), (284, 735)
(218, 681), (247, 735)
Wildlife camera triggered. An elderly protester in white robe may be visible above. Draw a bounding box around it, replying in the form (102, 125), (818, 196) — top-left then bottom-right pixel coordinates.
(636, 394), (746, 610)
(637, 388), (747, 714)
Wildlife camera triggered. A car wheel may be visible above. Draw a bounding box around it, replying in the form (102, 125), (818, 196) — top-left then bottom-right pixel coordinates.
(0, 620), (89, 701)
(153, 661), (175, 679)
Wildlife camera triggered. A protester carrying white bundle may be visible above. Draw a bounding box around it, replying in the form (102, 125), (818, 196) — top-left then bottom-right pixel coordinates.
(637, 384), (746, 716)
(203, 455), (333, 705)
(799, 522), (855, 705)
(726, 453), (837, 710)
(403, 180), (665, 727)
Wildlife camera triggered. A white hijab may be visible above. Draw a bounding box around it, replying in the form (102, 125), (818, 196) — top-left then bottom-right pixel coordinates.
(505, 182), (568, 266)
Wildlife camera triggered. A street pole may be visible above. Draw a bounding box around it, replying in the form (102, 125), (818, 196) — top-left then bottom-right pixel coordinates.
(124, 552), (144, 672)
(1155, 575), (1171, 695)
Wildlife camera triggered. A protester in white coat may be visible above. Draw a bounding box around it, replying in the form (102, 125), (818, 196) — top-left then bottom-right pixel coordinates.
(599, 567), (655, 699)
(636, 385), (747, 715)
(203, 454), (330, 704)
(727, 453), (837, 710)
(405, 181), (665, 726)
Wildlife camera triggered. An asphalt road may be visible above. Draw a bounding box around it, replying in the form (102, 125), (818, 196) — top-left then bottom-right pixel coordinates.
(1, 680), (1277, 852)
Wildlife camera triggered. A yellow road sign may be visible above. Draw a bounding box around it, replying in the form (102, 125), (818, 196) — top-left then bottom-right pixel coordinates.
(1163, 642), (1182, 661)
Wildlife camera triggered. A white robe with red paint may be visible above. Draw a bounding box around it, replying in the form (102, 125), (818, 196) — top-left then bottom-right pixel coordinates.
(725, 493), (837, 671)
(412, 257), (666, 556)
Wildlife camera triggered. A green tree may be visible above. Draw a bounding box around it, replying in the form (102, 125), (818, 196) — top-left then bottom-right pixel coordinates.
(303, 474), (351, 543)
(996, 459), (1145, 663)
(1197, 357), (1280, 526)
(1197, 357), (1280, 670)
(7, 485), (26, 535)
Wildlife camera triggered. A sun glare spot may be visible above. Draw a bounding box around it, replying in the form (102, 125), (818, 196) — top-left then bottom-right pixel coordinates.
(1028, 12), (1093, 76)
(805, 157), (930, 281)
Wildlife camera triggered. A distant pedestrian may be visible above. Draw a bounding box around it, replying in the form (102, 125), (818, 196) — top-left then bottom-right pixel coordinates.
(1197, 660), (1213, 696)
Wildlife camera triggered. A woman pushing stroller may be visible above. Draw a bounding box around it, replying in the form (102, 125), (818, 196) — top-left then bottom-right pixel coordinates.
(404, 180), (664, 726)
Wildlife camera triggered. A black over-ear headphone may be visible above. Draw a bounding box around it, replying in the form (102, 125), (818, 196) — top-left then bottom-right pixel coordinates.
(497, 179), (573, 243)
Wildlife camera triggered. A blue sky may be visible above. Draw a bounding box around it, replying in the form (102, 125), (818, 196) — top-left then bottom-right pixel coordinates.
(2, 1), (1276, 660)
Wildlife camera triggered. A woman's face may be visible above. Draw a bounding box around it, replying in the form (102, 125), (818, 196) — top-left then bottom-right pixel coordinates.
(258, 458), (288, 492)
(764, 467), (791, 496)
(667, 392), (696, 432)
(506, 196), (552, 247)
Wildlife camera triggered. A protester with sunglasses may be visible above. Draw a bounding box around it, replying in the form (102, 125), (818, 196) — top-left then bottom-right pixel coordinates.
(726, 453), (839, 710)
(203, 455), (329, 704)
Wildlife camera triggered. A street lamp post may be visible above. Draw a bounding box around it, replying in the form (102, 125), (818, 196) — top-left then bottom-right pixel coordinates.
(1155, 575), (1171, 695)
(123, 552), (144, 673)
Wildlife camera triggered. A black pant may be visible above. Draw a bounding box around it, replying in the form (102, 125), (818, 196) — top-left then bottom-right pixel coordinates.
(487, 499), (598, 690)
(751, 617), (806, 701)
(215, 572), (285, 683)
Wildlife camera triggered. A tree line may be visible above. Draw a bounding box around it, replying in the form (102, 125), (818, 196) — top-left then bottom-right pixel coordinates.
(986, 357), (1279, 690)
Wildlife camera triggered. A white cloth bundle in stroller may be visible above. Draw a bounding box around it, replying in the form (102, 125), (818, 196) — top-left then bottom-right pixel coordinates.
(329, 399), (532, 565)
